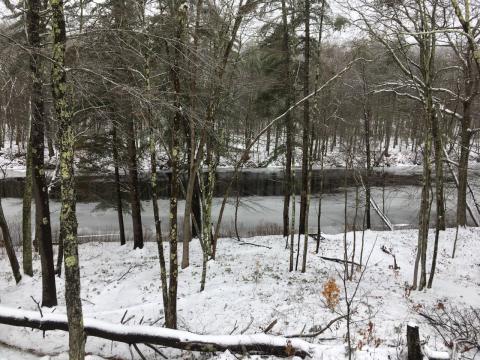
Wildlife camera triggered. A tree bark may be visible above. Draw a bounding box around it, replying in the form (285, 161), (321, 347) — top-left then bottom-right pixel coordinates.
(362, 65), (372, 230)
(281, 0), (293, 240)
(22, 115), (33, 276)
(165, 3), (187, 326)
(457, 101), (471, 227)
(50, 0), (85, 355)
(299, 0), (310, 235)
(26, 0), (57, 307)
(150, 132), (169, 321)
(112, 123), (126, 246)
(126, 116), (143, 249)
(0, 197), (22, 283)
(406, 324), (422, 360)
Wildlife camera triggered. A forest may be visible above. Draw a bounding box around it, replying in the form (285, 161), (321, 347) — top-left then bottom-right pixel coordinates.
(0, 0), (479, 358)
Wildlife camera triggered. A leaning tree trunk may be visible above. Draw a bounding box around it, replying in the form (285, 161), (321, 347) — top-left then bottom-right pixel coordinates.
(26, 0), (57, 307)
(150, 131), (169, 321)
(0, 197), (22, 283)
(50, 0), (85, 356)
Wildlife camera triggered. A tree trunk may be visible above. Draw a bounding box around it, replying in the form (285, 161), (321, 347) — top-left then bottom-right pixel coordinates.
(281, 0), (293, 240)
(126, 116), (143, 249)
(165, 4), (187, 325)
(167, 115), (179, 329)
(0, 197), (22, 283)
(26, 0), (57, 307)
(22, 115), (33, 276)
(406, 324), (422, 360)
(361, 63), (371, 230)
(457, 102), (471, 227)
(415, 108), (432, 291)
(192, 179), (202, 238)
(299, 0), (310, 235)
(289, 171), (296, 272)
(427, 111), (444, 288)
(150, 132), (169, 321)
(112, 123), (126, 246)
(50, 0), (85, 355)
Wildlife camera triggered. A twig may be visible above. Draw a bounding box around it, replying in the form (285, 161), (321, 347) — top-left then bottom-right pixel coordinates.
(150, 317), (162, 326)
(230, 320), (239, 335)
(143, 343), (168, 359)
(30, 296), (43, 318)
(108, 264), (140, 284)
(263, 319), (277, 334)
(240, 317), (254, 334)
(120, 310), (128, 324)
(132, 343), (147, 360)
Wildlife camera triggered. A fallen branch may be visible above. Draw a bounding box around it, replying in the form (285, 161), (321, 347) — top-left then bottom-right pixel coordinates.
(286, 315), (347, 338)
(238, 241), (272, 249)
(358, 174), (394, 230)
(369, 196), (394, 231)
(320, 256), (361, 267)
(0, 306), (317, 358)
(308, 234), (325, 242)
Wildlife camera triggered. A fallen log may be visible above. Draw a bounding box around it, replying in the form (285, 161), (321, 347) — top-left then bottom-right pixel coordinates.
(0, 306), (316, 358)
(358, 174), (394, 231)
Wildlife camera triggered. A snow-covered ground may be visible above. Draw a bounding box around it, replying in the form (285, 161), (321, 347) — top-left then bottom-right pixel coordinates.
(1, 227), (479, 359)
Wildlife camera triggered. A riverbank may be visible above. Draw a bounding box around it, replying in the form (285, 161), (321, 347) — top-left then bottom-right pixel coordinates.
(1, 227), (479, 359)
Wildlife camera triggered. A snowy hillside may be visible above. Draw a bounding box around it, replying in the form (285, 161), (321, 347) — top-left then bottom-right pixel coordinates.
(1, 227), (479, 359)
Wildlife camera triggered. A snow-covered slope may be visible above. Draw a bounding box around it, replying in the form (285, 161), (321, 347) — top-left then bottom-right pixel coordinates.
(0, 227), (479, 359)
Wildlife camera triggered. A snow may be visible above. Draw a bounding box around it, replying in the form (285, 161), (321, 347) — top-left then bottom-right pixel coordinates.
(423, 345), (450, 359)
(1, 227), (479, 359)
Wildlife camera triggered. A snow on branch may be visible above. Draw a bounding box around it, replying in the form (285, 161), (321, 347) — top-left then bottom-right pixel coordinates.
(0, 306), (320, 358)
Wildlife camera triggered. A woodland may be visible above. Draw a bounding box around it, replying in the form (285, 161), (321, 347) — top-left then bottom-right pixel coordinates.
(0, 0), (479, 358)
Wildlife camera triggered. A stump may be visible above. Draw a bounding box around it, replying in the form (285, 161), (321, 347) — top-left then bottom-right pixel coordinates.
(407, 324), (423, 360)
